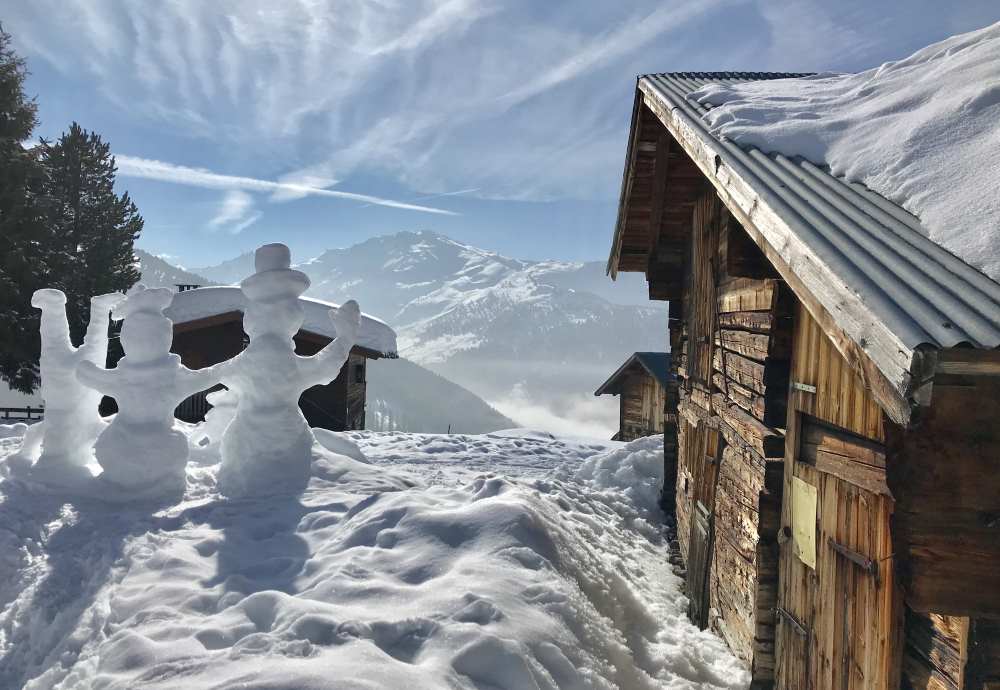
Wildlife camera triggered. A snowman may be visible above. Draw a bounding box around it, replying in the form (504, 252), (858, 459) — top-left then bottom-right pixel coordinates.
(11, 289), (124, 487)
(217, 243), (360, 498)
(76, 286), (220, 499)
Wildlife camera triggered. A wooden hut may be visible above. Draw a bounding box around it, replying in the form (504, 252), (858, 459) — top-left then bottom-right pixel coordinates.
(607, 72), (1000, 690)
(106, 287), (397, 431)
(595, 352), (671, 441)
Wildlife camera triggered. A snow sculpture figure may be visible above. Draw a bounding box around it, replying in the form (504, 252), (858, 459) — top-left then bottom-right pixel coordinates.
(217, 243), (360, 498)
(16, 289), (124, 487)
(77, 286), (219, 499)
(190, 387), (237, 464)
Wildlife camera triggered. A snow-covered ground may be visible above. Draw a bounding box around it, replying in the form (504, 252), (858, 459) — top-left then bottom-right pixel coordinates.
(0, 425), (748, 690)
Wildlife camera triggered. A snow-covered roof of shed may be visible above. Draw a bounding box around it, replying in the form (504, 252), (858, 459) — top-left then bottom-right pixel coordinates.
(165, 286), (398, 357)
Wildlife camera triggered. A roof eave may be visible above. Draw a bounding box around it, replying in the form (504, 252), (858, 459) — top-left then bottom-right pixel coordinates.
(606, 85), (644, 280)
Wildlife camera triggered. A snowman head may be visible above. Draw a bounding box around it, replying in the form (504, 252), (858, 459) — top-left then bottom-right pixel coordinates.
(239, 244), (310, 339)
(243, 297), (305, 339)
(115, 286), (175, 363)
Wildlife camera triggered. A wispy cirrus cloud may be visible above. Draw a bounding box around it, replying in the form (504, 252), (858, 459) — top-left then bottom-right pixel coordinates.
(9, 0), (999, 208)
(208, 190), (261, 234)
(115, 155), (458, 215)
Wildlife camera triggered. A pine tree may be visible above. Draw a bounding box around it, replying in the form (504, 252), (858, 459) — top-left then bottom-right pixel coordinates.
(39, 123), (142, 345)
(0, 25), (50, 393)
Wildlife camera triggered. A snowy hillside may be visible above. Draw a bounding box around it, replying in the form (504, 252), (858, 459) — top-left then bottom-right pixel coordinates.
(194, 231), (666, 436)
(0, 425), (748, 689)
(135, 250), (214, 289)
(366, 358), (516, 434)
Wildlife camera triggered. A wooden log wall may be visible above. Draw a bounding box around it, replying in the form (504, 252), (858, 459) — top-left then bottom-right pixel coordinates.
(671, 192), (792, 686)
(887, 349), (1000, 618)
(619, 371), (667, 441)
(903, 611), (968, 690)
(890, 349), (1000, 690)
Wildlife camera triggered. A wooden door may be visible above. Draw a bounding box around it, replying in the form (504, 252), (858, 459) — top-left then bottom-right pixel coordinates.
(776, 418), (899, 690)
(686, 426), (722, 629)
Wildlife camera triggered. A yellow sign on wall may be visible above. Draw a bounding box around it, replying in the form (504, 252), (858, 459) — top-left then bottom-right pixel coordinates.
(791, 476), (817, 569)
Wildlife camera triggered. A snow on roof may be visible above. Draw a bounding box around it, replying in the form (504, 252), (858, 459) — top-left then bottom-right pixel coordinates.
(165, 286), (398, 357)
(691, 22), (1000, 283)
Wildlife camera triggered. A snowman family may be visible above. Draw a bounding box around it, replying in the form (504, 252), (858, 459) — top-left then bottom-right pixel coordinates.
(10, 243), (361, 501)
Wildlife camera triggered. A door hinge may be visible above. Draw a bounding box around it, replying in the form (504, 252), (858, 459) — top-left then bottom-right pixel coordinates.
(774, 606), (809, 638)
(828, 537), (880, 584)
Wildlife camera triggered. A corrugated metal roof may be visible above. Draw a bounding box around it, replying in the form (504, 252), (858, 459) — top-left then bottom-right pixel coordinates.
(595, 352), (672, 396)
(639, 72), (1000, 352)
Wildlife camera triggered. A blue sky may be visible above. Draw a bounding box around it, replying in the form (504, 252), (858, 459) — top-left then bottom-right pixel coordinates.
(7, 1), (999, 267)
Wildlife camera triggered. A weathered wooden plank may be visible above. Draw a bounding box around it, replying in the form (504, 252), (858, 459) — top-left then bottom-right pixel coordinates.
(714, 371), (766, 417)
(712, 393), (785, 458)
(717, 310), (776, 333)
(791, 303), (885, 442)
(716, 328), (787, 362)
(799, 419), (890, 496)
(904, 610), (965, 689)
(714, 348), (790, 396)
(718, 277), (778, 313)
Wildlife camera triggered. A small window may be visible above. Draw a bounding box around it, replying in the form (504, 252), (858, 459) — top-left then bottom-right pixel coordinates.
(353, 363), (365, 383)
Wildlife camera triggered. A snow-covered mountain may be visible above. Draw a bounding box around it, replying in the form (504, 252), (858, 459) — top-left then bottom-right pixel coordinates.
(135, 250), (214, 289)
(193, 231), (666, 436)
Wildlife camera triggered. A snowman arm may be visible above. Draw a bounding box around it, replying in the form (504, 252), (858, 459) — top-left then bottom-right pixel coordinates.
(300, 334), (353, 386)
(76, 360), (121, 397)
(178, 362), (225, 398)
(300, 301), (361, 386)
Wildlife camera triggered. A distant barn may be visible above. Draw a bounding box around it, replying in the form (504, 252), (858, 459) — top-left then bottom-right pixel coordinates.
(105, 287), (397, 431)
(595, 352), (670, 441)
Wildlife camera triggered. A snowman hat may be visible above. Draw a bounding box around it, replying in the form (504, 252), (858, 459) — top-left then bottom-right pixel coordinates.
(113, 285), (174, 320)
(240, 243), (310, 302)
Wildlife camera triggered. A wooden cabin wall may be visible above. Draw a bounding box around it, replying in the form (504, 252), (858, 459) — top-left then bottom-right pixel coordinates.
(900, 612), (1000, 690)
(662, 301), (682, 509)
(902, 612), (968, 690)
(345, 352), (367, 430)
(890, 350), (1000, 690)
(297, 339), (367, 431)
(172, 318), (246, 369)
(774, 302), (902, 690)
(619, 372), (666, 441)
(672, 191), (792, 685)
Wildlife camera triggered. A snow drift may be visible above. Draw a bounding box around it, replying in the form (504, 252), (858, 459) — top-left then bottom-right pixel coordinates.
(0, 430), (748, 689)
(692, 21), (1000, 282)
